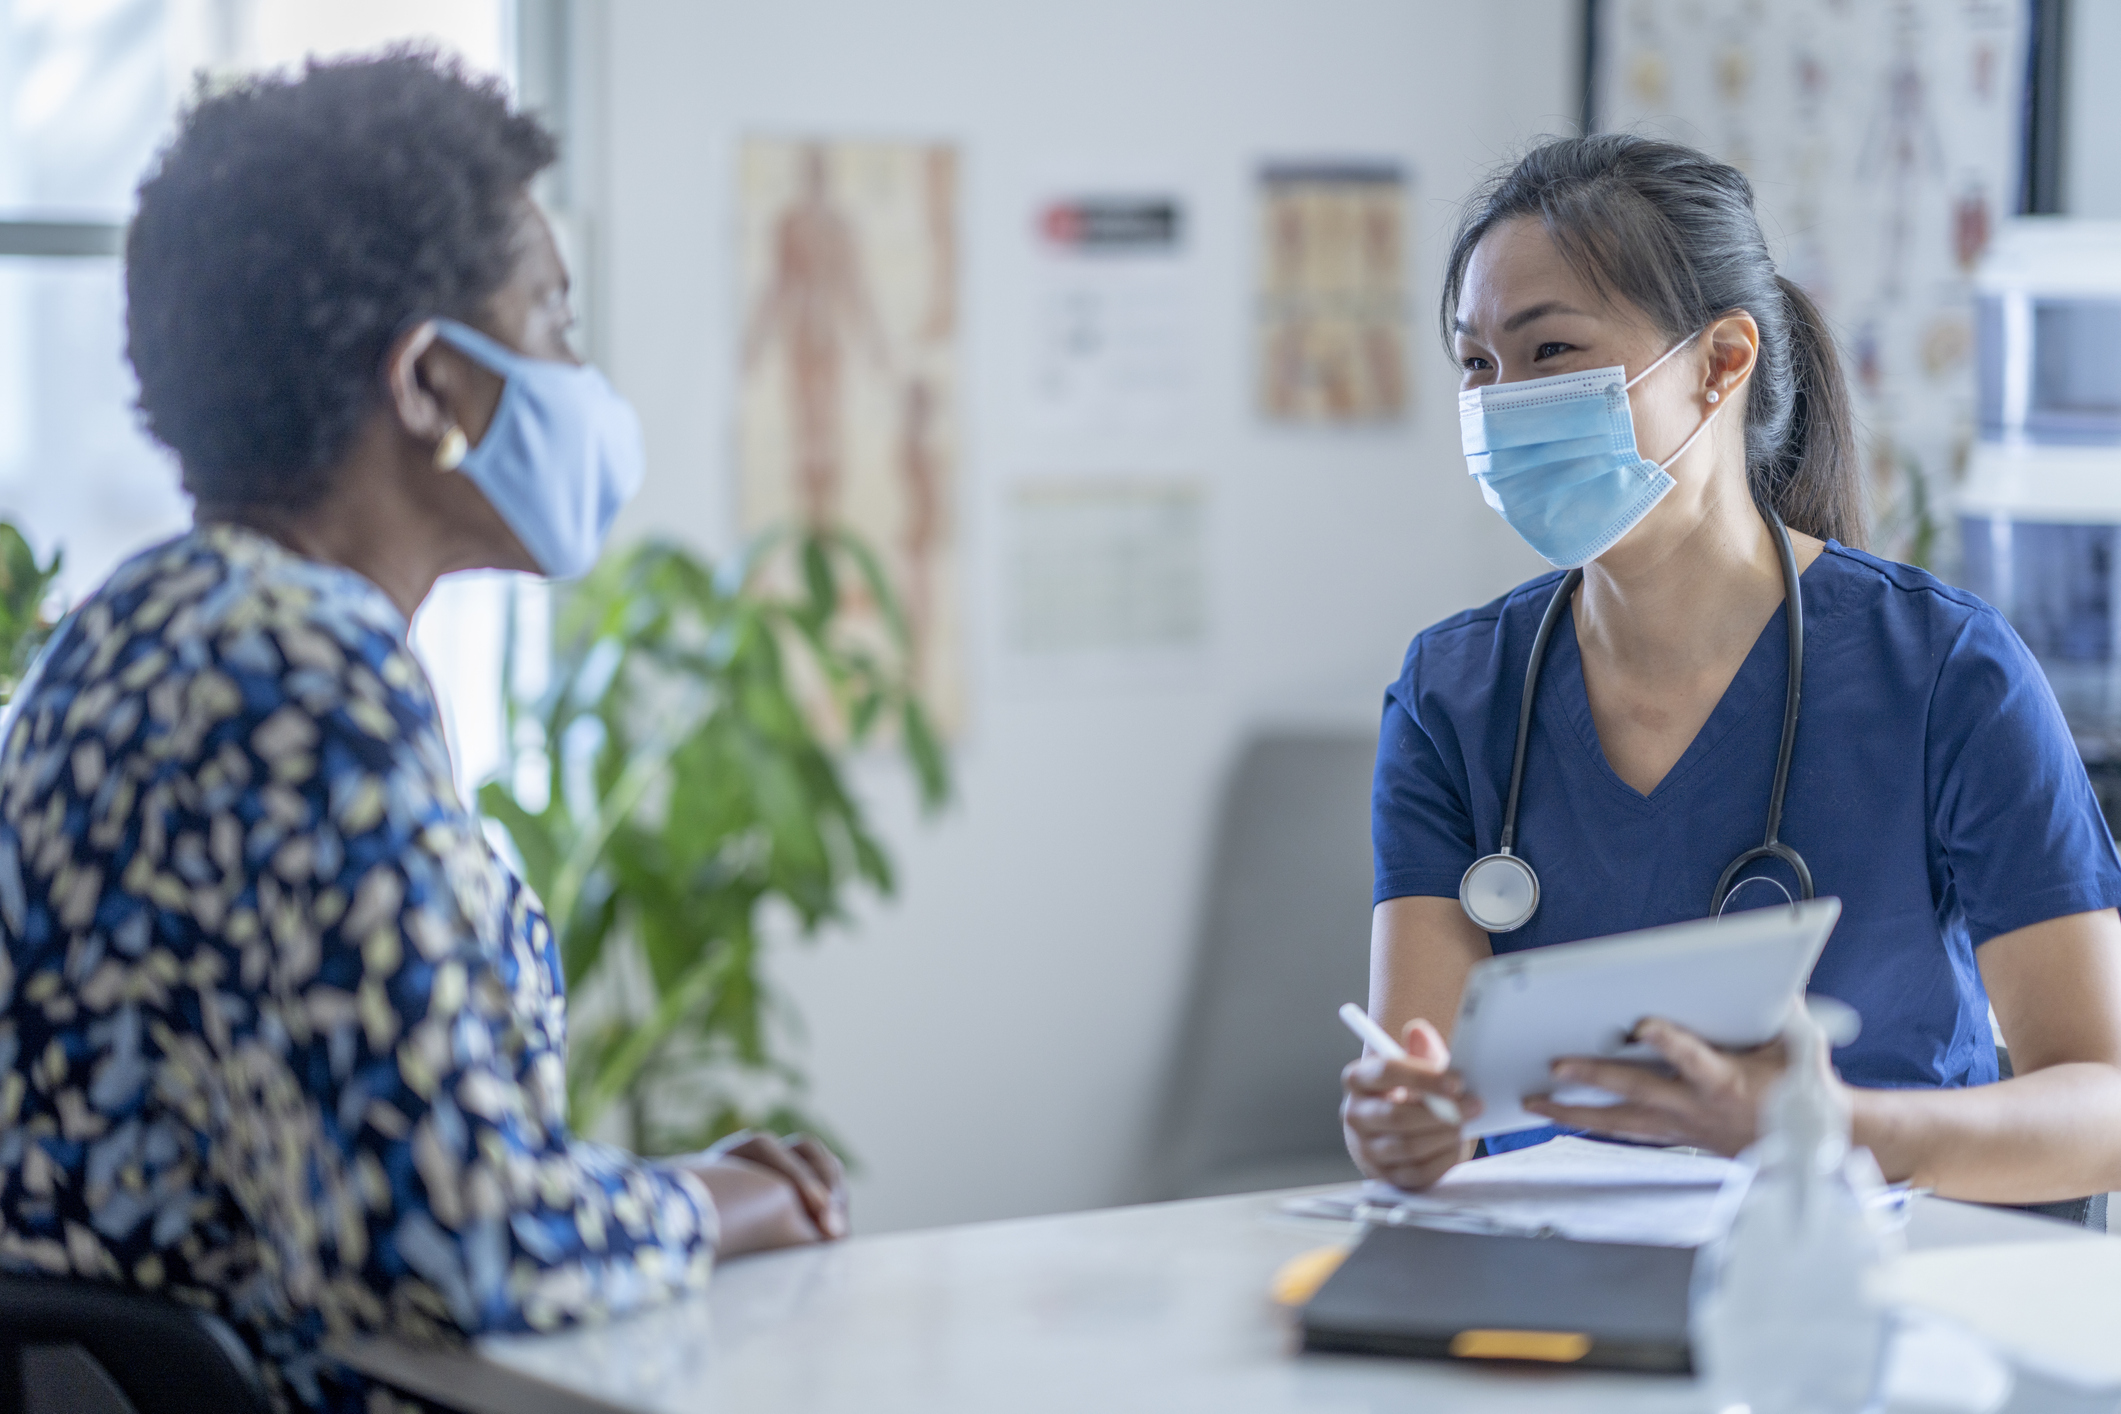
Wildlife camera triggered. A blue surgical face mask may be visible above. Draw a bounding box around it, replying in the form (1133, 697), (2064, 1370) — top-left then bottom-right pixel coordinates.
(1457, 331), (1724, 568)
(432, 319), (645, 580)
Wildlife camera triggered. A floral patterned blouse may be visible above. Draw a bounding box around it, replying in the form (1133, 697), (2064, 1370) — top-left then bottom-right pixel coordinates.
(0, 526), (717, 1412)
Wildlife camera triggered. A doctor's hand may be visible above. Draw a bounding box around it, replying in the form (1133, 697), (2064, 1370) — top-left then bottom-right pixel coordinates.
(1523, 1017), (1814, 1155)
(1341, 1018), (1482, 1191)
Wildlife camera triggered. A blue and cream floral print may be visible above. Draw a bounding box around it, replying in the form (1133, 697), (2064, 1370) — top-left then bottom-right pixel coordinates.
(0, 526), (717, 1412)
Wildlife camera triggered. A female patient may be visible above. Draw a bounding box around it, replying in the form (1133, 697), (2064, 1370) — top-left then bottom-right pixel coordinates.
(0, 53), (842, 1410)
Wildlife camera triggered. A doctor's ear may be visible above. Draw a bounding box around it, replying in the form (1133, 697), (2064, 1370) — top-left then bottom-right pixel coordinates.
(1702, 309), (1762, 403)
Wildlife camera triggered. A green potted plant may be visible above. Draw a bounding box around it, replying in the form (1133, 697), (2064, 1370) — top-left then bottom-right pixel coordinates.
(479, 529), (947, 1154)
(0, 522), (61, 704)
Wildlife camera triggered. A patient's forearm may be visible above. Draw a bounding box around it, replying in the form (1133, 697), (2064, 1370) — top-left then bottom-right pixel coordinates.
(1852, 1062), (2121, 1204)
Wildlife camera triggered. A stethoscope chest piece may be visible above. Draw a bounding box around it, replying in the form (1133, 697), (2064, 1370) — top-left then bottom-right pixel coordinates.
(1461, 851), (1539, 933)
(1458, 508), (1813, 934)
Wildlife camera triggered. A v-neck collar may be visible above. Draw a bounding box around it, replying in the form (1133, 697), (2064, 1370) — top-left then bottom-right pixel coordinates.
(1548, 588), (1794, 810)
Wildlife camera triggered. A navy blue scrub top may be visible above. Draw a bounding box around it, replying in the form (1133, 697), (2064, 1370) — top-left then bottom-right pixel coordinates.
(1373, 542), (2121, 1149)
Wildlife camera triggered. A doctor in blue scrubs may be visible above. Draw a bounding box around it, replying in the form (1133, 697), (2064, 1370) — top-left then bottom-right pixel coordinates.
(1341, 134), (2121, 1206)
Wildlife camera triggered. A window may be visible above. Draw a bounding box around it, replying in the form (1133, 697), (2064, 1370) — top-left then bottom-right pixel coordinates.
(0, 0), (523, 797)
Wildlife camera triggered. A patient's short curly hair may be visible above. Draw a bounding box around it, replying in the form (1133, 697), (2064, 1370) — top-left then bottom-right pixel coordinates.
(126, 49), (557, 511)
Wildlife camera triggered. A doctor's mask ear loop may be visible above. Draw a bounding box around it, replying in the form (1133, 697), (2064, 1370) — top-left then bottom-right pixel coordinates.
(1638, 320), (1753, 474)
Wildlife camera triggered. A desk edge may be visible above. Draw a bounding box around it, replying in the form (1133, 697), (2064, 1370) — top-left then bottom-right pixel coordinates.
(326, 1335), (638, 1414)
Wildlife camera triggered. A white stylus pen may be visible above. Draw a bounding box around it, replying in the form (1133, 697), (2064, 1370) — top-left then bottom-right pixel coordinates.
(1338, 1002), (1463, 1126)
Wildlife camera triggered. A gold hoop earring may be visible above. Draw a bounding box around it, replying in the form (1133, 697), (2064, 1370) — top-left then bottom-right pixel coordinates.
(434, 425), (468, 471)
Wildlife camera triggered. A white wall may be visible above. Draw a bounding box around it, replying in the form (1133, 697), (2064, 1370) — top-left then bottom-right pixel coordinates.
(593, 0), (1569, 1232)
(2067, 0), (2121, 216)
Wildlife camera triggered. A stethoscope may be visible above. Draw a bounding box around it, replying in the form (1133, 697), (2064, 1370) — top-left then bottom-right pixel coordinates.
(1458, 507), (1815, 932)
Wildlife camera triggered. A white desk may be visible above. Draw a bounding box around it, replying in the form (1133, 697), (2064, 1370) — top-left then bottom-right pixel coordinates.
(333, 1180), (2096, 1414)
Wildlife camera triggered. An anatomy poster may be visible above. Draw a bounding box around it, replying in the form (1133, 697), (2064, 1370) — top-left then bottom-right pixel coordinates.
(1256, 160), (1410, 423)
(737, 137), (964, 733)
(1597, 0), (2028, 570)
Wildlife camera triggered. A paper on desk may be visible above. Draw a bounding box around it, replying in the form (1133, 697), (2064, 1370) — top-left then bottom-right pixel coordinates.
(1874, 1241), (2121, 1390)
(1280, 1135), (1737, 1247)
(1880, 1310), (2016, 1414)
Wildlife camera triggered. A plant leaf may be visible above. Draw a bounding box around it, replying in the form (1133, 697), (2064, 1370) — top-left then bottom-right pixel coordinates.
(900, 698), (950, 812)
(800, 534), (836, 624)
(476, 782), (561, 896)
(828, 528), (912, 654)
(572, 940), (739, 1136)
(546, 741), (671, 929)
(490, 531), (954, 1153)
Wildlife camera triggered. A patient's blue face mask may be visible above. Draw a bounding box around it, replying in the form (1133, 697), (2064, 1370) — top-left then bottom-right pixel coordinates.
(433, 319), (645, 580)
(1457, 331), (1723, 569)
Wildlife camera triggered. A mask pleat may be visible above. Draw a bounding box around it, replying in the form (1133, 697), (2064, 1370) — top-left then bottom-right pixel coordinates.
(1456, 345), (1700, 568)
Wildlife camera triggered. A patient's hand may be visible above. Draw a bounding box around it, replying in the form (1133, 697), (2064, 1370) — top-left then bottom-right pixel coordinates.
(688, 1132), (850, 1257)
(1523, 1016), (1800, 1155)
(1340, 1018), (1481, 1191)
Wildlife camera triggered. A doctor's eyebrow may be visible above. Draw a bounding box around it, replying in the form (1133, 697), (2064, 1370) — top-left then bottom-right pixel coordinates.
(1454, 301), (1593, 337)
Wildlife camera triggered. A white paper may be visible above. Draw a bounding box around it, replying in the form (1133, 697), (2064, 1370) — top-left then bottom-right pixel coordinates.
(1880, 1311), (2015, 1414)
(1034, 260), (1189, 440)
(1280, 1135), (1738, 1247)
(1006, 479), (1207, 654)
(1026, 194), (1194, 448)
(1874, 1241), (2121, 1389)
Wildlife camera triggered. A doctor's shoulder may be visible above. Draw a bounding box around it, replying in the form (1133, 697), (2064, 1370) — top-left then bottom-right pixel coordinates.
(1811, 543), (2057, 720)
(1814, 543), (2024, 656)
(1392, 568), (1574, 693)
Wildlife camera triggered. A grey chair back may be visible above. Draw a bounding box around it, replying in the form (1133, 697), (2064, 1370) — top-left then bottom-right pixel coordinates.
(1145, 731), (1375, 1200)
(0, 1272), (270, 1414)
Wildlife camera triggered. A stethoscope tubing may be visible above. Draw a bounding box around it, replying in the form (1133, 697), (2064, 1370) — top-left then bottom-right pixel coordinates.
(1498, 565), (1583, 857)
(1709, 511), (1812, 913)
(1467, 506), (1814, 929)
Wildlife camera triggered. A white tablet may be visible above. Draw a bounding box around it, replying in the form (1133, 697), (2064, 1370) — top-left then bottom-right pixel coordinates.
(1450, 897), (1842, 1139)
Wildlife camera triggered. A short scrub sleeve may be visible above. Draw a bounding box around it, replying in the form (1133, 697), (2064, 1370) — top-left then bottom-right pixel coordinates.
(1929, 608), (2121, 944)
(1372, 675), (1480, 906)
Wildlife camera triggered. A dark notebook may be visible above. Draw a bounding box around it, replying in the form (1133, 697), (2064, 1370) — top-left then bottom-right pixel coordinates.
(1300, 1225), (1697, 1374)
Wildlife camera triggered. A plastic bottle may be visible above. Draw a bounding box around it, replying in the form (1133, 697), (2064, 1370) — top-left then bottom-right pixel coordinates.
(1691, 996), (1897, 1414)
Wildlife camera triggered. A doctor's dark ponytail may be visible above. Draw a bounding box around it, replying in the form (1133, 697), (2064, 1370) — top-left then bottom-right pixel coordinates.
(1441, 135), (1865, 549)
(1765, 273), (1859, 546)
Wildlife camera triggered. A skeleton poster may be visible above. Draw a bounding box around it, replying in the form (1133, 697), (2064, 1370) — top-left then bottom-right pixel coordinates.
(1596, 0), (2029, 571)
(737, 137), (963, 733)
(1256, 160), (1410, 423)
